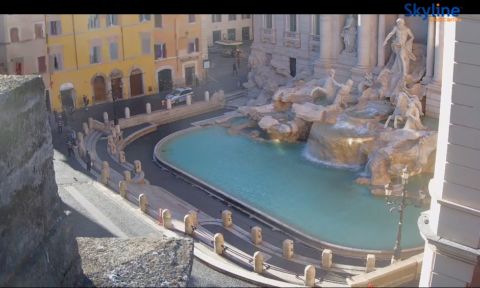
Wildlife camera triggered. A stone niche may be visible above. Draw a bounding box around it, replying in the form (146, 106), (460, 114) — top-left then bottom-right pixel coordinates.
(0, 75), (83, 286)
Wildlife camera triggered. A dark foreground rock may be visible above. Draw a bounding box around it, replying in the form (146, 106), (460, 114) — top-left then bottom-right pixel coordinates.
(78, 237), (194, 287)
(0, 75), (83, 286)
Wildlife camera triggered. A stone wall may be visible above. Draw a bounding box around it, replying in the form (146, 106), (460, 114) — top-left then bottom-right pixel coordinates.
(0, 75), (83, 286)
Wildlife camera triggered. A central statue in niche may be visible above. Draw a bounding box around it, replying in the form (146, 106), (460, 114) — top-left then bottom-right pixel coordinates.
(383, 18), (416, 77)
(341, 14), (357, 55)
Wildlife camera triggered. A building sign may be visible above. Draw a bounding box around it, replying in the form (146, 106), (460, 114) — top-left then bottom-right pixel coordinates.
(203, 59), (210, 69)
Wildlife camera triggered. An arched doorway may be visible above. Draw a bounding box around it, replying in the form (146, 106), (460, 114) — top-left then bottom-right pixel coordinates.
(110, 70), (123, 100)
(130, 68), (144, 97)
(92, 75), (107, 103)
(60, 83), (75, 111)
(157, 69), (172, 92)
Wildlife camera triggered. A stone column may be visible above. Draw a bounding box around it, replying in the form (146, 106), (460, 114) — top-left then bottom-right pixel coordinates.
(314, 15), (334, 77)
(322, 249), (332, 269)
(184, 214), (194, 235)
(375, 14), (386, 72)
(426, 20), (445, 117)
(166, 99), (172, 110)
(366, 254), (376, 272)
(432, 21), (444, 84)
(283, 239), (294, 259)
(124, 107), (130, 119)
(251, 226), (262, 245)
(139, 194), (148, 213)
(304, 265), (316, 287)
(186, 94), (192, 105)
(351, 15), (378, 84)
(162, 209), (172, 229)
(423, 15), (436, 83)
(253, 251), (264, 273)
(213, 233), (225, 255)
(204, 91), (210, 102)
(146, 102), (151, 114)
(221, 210), (232, 227)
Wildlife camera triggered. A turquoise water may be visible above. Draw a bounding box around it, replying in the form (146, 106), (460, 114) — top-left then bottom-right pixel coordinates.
(159, 126), (427, 250)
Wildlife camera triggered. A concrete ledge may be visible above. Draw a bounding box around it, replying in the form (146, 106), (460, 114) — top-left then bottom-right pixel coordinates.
(346, 253), (423, 287)
(117, 124), (158, 152)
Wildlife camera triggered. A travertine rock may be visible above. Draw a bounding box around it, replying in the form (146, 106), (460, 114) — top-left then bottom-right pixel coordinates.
(0, 75), (83, 286)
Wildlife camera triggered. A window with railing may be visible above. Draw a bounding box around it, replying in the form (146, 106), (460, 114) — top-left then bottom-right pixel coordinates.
(188, 38), (199, 53)
(265, 14), (273, 29)
(154, 14), (162, 27)
(106, 14), (118, 27)
(288, 14), (297, 32)
(154, 43), (167, 59)
(211, 14), (222, 23)
(34, 23), (44, 39)
(110, 42), (119, 60)
(139, 14), (151, 22)
(88, 15), (100, 29)
(228, 14), (236, 21)
(49, 20), (62, 36)
(312, 15), (320, 36)
(9, 27), (19, 42)
(37, 56), (46, 73)
(90, 45), (101, 64)
(188, 14), (196, 23)
(50, 53), (63, 71)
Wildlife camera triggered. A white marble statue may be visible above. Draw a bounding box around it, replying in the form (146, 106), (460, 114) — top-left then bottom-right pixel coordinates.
(404, 100), (426, 130)
(332, 79), (354, 109)
(341, 14), (357, 55)
(384, 91), (410, 128)
(383, 18), (416, 77)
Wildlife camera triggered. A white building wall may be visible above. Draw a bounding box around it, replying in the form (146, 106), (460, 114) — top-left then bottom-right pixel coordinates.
(419, 15), (480, 287)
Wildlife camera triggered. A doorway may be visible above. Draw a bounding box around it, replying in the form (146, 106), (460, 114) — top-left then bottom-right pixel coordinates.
(158, 69), (173, 92)
(110, 70), (123, 100)
(185, 66), (195, 86)
(242, 27), (250, 41)
(130, 69), (144, 97)
(93, 75), (107, 103)
(289, 57), (296, 77)
(212, 30), (221, 43)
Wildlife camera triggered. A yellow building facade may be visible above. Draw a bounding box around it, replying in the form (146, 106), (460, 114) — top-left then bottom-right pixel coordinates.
(45, 14), (204, 111)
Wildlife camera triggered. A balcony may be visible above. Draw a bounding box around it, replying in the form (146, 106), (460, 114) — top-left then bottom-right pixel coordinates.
(309, 34), (321, 52)
(261, 28), (276, 44)
(283, 31), (301, 48)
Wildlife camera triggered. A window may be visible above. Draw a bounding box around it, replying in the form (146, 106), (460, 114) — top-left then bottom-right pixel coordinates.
(188, 14), (196, 23)
(241, 14), (251, 19)
(154, 43), (167, 59)
(34, 23), (44, 39)
(13, 58), (23, 75)
(288, 15), (297, 32)
(228, 14), (236, 21)
(10, 28), (19, 42)
(154, 14), (162, 27)
(211, 14), (222, 23)
(109, 42), (119, 60)
(264, 15), (273, 29)
(141, 33), (151, 54)
(90, 45), (101, 64)
(313, 15), (320, 35)
(37, 56), (46, 73)
(49, 20), (62, 35)
(88, 15), (100, 29)
(106, 14), (118, 27)
(50, 53), (63, 71)
(227, 28), (236, 40)
(139, 14), (151, 22)
(188, 38), (199, 53)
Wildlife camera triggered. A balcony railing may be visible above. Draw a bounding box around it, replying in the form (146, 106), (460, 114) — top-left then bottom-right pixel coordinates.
(283, 31), (301, 48)
(309, 34), (321, 52)
(261, 28), (276, 44)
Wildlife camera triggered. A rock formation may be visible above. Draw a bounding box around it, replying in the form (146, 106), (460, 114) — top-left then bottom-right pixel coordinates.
(0, 75), (83, 286)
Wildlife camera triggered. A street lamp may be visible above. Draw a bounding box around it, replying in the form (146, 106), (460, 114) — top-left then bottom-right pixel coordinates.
(385, 166), (430, 264)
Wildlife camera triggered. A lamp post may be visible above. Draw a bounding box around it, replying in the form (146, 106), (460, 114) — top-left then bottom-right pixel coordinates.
(385, 166), (429, 264)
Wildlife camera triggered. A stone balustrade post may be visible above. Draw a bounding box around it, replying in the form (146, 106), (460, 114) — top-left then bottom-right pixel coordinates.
(118, 151), (126, 163)
(184, 214), (194, 236)
(139, 194), (148, 213)
(162, 209), (172, 229)
(253, 251), (264, 273)
(134, 160), (142, 174)
(221, 210), (232, 228)
(283, 239), (294, 259)
(125, 107), (130, 119)
(304, 265), (316, 287)
(322, 249), (333, 269)
(251, 226), (262, 245)
(119, 181), (127, 198)
(123, 170), (131, 182)
(189, 210), (198, 227)
(366, 254), (375, 273)
(101, 161), (110, 185)
(213, 233), (225, 255)
(103, 112), (109, 124)
(166, 99), (172, 110)
(204, 91), (210, 102)
(186, 94), (192, 105)
(146, 102), (152, 114)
